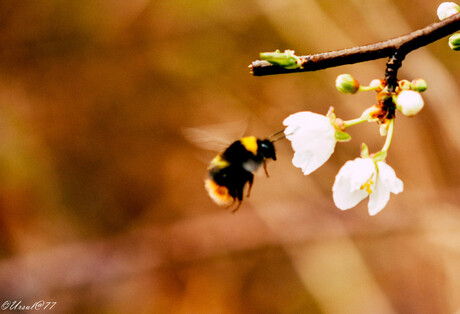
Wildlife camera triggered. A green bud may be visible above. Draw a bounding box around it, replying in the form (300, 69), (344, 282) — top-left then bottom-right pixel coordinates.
(437, 2), (460, 20)
(335, 130), (352, 142)
(410, 79), (428, 92)
(448, 33), (460, 51)
(335, 74), (360, 94)
(260, 50), (302, 69)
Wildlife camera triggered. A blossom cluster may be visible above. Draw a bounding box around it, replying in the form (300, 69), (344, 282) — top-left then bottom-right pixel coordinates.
(283, 74), (427, 216)
(257, 4), (454, 216)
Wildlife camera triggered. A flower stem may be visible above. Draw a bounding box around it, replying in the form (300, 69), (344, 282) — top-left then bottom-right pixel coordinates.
(343, 117), (368, 128)
(358, 85), (378, 92)
(381, 119), (395, 153)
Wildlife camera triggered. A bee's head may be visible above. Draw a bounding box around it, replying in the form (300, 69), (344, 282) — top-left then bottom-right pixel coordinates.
(258, 139), (276, 161)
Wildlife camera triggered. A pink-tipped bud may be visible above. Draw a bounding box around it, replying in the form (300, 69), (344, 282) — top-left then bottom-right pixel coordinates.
(336, 74), (360, 94)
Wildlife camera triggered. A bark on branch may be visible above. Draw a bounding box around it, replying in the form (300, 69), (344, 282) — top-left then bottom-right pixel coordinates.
(250, 13), (460, 76)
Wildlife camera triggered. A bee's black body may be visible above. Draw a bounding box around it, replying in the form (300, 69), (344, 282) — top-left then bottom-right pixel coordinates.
(205, 136), (276, 211)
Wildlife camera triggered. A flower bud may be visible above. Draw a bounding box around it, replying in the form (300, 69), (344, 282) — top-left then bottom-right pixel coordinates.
(437, 2), (460, 20)
(369, 79), (384, 91)
(448, 33), (460, 50)
(396, 90), (424, 116)
(335, 74), (360, 94)
(398, 79), (411, 90)
(260, 50), (302, 69)
(410, 79), (428, 92)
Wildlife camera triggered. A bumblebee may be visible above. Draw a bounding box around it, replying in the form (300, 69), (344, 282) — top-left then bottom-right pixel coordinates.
(204, 135), (279, 211)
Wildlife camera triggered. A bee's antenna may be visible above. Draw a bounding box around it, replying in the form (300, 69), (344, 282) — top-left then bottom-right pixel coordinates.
(269, 128), (286, 142)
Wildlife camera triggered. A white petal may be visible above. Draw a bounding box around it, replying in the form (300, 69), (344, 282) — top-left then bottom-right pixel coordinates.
(283, 111), (337, 175)
(346, 158), (376, 191)
(293, 139), (336, 175)
(289, 134), (335, 155)
(294, 146), (334, 175)
(283, 112), (332, 134)
(332, 159), (372, 210)
(377, 162), (404, 194)
(333, 182), (368, 210)
(292, 150), (314, 174)
(283, 112), (336, 140)
(368, 177), (390, 216)
(283, 112), (313, 140)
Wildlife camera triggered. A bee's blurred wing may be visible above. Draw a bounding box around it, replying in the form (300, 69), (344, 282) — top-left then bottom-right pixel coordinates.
(182, 120), (248, 152)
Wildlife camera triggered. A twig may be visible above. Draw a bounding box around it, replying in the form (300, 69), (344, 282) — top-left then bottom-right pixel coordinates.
(250, 13), (460, 76)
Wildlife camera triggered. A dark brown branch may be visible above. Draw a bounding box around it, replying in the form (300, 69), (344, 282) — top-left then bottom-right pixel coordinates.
(380, 51), (406, 119)
(250, 13), (460, 76)
(385, 51), (406, 90)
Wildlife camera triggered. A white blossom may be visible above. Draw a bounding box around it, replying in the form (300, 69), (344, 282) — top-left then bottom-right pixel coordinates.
(283, 111), (337, 175)
(332, 158), (403, 215)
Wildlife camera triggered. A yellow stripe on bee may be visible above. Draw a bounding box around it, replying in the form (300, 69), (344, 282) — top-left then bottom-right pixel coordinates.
(240, 136), (258, 155)
(210, 155), (230, 168)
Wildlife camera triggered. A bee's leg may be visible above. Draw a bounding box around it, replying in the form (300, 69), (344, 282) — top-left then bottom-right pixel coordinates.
(231, 200), (242, 213)
(231, 188), (245, 213)
(246, 175), (254, 197)
(225, 198), (237, 210)
(263, 160), (269, 178)
(230, 176), (253, 213)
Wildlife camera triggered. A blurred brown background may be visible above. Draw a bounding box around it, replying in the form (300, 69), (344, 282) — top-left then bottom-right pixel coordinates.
(0, 0), (459, 313)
